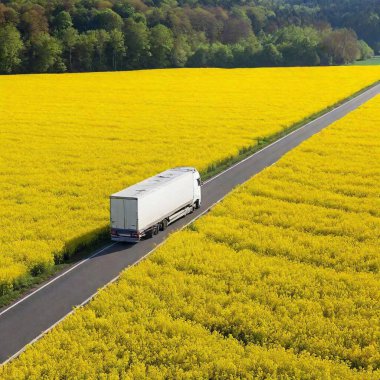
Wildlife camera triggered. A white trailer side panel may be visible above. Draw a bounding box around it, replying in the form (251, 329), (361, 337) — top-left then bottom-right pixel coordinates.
(138, 172), (194, 230)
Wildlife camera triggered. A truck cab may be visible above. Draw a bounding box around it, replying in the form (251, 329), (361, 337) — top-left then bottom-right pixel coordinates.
(193, 169), (202, 209)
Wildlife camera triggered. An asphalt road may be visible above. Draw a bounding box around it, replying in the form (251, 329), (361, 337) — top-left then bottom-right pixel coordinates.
(0, 83), (379, 364)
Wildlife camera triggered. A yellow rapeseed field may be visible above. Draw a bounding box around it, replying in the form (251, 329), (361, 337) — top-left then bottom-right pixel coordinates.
(2, 93), (379, 379)
(0, 67), (379, 295)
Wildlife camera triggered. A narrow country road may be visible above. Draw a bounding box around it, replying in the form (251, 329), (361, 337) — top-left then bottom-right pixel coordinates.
(0, 83), (379, 364)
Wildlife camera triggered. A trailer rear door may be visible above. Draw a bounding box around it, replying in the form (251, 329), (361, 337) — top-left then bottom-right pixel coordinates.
(111, 198), (125, 229)
(125, 198), (138, 230)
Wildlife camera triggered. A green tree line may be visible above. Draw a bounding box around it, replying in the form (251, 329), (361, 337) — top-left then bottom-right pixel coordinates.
(0, 0), (376, 74)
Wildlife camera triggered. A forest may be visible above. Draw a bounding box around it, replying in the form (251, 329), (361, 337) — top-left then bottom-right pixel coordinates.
(0, 0), (378, 74)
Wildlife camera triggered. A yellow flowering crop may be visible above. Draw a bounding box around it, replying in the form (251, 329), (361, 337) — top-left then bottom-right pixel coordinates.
(0, 67), (379, 294)
(1, 93), (380, 378)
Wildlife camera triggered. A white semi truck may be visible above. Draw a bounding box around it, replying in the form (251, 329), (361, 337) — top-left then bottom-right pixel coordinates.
(110, 167), (202, 242)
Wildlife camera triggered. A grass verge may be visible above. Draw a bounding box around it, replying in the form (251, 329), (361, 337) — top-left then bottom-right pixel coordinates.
(350, 56), (380, 66)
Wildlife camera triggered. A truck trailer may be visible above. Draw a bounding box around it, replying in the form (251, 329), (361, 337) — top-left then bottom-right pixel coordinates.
(110, 167), (202, 242)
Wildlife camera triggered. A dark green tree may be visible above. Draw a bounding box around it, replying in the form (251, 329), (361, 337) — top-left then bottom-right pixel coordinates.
(0, 24), (23, 73)
(172, 34), (192, 67)
(231, 36), (262, 67)
(187, 44), (210, 67)
(149, 24), (174, 67)
(123, 19), (151, 68)
(113, 0), (135, 18)
(54, 11), (73, 33)
(89, 29), (110, 70)
(358, 40), (374, 60)
(72, 7), (93, 33)
(73, 32), (97, 71)
(61, 27), (79, 71)
(93, 9), (123, 31)
(257, 43), (283, 66)
(107, 29), (126, 70)
(246, 6), (270, 34)
(208, 42), (233, 67)
(276, 26), (321, 66)
(28, 33), (65, 72)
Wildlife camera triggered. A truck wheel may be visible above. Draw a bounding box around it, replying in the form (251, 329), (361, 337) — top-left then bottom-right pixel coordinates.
(160, 219), (168, 231)
(195, 200), (201, 209)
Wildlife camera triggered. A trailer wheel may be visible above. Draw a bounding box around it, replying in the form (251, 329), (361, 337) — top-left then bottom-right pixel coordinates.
(160, 219), (168, 231)
(153, 225), (159, 235)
